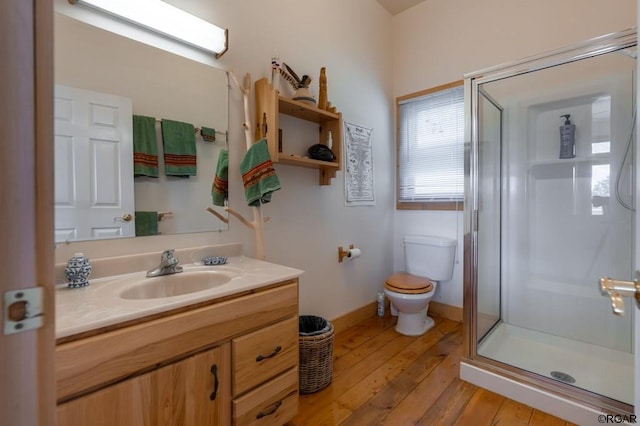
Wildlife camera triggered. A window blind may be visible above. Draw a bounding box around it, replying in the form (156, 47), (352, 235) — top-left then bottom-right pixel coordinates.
(398, 85), (464, 203)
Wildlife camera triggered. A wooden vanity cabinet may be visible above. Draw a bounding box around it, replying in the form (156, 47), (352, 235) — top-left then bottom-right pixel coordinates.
(57, 344), (231, 426)
(56, 280), (299, 426)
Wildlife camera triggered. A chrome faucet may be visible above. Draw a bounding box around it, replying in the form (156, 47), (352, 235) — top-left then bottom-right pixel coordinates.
(147, 249), (183, 277)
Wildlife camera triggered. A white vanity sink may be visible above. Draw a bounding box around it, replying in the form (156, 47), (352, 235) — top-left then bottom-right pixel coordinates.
(55, 255), (304, 339)
(119, 268), (241, 300)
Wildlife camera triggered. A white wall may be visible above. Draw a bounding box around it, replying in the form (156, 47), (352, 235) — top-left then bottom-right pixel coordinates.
(54, 0), (394, 321)
(392, 0), (637, 308)
(54, 0), (636, 320)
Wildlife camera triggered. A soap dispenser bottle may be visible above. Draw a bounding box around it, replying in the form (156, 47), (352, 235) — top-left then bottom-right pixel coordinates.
(559, 114), (576, 159)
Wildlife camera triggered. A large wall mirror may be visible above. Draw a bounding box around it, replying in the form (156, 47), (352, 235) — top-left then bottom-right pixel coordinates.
(53, 13), (229, 243)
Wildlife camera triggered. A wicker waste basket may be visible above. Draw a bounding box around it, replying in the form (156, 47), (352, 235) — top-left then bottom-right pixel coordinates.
(298, 315), (334, 394)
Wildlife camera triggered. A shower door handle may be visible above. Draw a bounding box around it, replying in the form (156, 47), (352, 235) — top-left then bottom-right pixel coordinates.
(599, 271), (640, 316)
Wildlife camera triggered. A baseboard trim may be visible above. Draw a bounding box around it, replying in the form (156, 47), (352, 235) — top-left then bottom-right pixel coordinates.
(329, 301), (377, 335)
(430, 301), (463, 323)
(329, 300), (462, 334)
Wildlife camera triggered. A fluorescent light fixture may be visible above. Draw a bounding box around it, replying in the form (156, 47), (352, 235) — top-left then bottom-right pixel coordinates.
(69, 0), (228, 58)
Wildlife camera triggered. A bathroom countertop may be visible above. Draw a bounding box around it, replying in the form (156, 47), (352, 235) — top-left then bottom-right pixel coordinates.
(55, 256), (304, 339)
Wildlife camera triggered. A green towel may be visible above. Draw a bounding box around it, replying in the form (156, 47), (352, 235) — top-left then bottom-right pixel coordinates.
(135, 211), (158, 236)
(200, 126), (216, 142)
(211, 149), (229, 206)
(240, 139), (281, 206)
(133, 115), (158, 177)
(161, 119), (197, 177)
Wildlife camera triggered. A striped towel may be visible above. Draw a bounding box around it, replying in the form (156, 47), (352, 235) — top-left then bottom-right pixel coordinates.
(133, 115), (158, 177)
(240, 139), (281, 206)
(211, 149), (228, 206)
(200, 127), (217, 142)
(161, 119), (197, 177)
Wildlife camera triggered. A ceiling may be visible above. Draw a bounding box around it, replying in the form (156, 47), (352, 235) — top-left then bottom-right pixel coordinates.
(376, 0), (426, 15)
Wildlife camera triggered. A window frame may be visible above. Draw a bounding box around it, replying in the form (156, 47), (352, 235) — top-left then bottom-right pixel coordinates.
(395, 80), (465, 211)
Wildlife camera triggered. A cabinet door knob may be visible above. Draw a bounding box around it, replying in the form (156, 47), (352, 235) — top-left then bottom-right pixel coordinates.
(255, 345), (282, 362)
(256, 400), (282, 419)
(209, 364), (219, 401)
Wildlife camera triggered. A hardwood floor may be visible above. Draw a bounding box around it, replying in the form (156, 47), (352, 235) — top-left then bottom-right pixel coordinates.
(289, 314), (575, 426)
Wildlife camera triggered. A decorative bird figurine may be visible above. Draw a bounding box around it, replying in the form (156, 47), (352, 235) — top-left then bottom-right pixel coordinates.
(279, 62), (316, 106)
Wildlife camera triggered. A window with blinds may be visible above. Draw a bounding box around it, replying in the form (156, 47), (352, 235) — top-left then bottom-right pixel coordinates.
(396, 81), (464, 210)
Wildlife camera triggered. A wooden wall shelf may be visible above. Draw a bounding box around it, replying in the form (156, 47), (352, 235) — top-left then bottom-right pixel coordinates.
(255, 77), (342, 186)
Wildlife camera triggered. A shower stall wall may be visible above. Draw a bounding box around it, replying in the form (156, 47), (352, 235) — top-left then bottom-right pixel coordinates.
(462, 29), (637, 421)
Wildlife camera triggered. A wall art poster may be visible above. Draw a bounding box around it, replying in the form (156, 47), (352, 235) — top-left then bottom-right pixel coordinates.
(344, 122), (375, 206)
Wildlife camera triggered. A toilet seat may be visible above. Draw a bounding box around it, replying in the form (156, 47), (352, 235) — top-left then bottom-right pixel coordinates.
(384, 273), (433, 294)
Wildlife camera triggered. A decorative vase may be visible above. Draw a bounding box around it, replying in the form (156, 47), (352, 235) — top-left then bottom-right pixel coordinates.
(292, 86), (316, 106)
(65, 253), (92, 288)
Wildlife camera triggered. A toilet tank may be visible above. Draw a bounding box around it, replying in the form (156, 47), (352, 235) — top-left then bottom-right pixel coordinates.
(404, 235), (456, 281)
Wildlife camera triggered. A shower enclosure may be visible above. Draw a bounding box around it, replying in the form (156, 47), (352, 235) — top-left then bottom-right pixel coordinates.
(462, 29), (637, 417)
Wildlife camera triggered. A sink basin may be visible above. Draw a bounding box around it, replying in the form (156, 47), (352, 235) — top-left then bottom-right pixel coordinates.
(119, 270), (237, 300)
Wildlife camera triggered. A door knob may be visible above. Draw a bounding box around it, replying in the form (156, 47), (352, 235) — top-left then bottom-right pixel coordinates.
(599, 272), (640, 316)
(114, 213), (132, 222)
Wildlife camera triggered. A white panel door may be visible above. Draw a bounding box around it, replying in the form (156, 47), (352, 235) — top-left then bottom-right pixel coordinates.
(54, 85), (134, 242)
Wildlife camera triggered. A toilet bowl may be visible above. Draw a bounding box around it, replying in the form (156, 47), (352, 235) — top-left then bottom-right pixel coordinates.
(384, 235), (456, 336)
(384, 273), (437, 336)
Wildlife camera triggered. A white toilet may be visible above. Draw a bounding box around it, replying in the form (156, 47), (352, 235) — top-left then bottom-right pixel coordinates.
(384, 235), (456, 336)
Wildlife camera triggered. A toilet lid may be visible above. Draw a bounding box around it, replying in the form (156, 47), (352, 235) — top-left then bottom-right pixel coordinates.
(384, 273), (433, 294)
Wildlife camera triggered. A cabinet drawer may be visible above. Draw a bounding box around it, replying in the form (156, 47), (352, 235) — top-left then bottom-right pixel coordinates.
(232, 315), (298, 396)
(233, 367), (298, 426)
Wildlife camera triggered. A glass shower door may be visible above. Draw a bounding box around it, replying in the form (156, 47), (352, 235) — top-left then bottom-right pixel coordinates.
(470, 45), (636, 407)
(476, 89), (503, 342)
